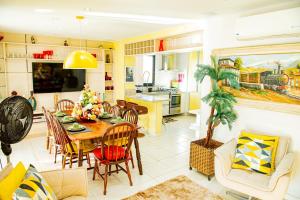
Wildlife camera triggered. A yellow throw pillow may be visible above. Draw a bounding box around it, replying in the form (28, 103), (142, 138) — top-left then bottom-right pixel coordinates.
(13, 164), (57, 200)
(232, 131), (279, 175)
(0, 162), (26, 200)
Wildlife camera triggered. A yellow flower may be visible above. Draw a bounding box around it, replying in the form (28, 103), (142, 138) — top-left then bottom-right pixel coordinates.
(90, 114), (96, 120)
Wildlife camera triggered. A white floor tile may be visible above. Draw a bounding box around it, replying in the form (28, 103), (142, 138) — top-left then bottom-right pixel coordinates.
(1, 114), (231, 199)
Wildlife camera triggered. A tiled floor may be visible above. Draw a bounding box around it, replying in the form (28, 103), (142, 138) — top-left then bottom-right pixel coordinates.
(1, 115), (233, 200)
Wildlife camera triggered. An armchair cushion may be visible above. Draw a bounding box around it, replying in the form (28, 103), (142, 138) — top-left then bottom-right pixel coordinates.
(232, 131), (279, 175)
(40, 167), (88, 200)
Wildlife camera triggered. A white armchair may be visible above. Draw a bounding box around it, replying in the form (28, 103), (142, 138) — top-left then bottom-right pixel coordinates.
(214, 137), (295, 200)
(0, 163), (88, 200)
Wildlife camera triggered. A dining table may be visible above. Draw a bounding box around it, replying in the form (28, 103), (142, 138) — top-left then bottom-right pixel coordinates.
(61, 112), (143, 175)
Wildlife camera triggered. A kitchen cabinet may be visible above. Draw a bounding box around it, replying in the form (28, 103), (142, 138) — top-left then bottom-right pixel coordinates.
(159, 53), (189, 71)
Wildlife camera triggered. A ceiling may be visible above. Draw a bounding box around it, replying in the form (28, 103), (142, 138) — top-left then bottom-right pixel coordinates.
(0, 0), (299, 41)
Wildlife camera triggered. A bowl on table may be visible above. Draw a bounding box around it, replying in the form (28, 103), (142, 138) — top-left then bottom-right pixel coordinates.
(67, 123), (86, 132)
(55, 111), (66, 117)
(98, 112), (113, 119)
(110, 117), (127, 124)
(61, 116), (76, 124)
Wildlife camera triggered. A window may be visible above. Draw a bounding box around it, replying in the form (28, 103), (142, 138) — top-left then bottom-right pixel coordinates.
(143, 55), (155, 86)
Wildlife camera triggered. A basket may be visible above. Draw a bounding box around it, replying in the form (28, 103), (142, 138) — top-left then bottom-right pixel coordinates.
(189, 138), (223, 180)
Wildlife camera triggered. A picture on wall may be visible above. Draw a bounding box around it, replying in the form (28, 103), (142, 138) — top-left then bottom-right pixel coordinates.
(126, 67), (134, 82)
(218, 53), (300, 105)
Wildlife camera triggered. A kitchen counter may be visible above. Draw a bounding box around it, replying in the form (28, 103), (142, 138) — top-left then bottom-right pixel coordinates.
(127, 94), (169, 102)
(125, 94), (168, 135)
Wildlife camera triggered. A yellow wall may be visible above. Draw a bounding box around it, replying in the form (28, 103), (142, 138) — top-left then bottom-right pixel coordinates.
(113, 24), (203, 100)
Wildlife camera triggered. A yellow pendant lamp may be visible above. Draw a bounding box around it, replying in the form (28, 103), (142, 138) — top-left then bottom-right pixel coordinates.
(64, 16), (98, 69)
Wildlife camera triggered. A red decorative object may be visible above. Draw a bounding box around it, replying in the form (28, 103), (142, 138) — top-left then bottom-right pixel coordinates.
(92, 53), (97, 58)
(178, 73), (184, 82)
(0, 35), (3, 41)
(159, 40), (164, 51)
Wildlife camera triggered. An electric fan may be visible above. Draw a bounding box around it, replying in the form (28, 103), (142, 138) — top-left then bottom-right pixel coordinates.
(0, 96), (33, 164)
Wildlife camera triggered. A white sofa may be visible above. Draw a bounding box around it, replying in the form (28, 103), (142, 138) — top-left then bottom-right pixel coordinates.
(0, 163), (88, 200)
(214, 137), (295, 200)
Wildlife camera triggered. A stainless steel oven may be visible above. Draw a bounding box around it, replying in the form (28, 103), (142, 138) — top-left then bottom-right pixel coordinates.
(169, 93), (181, 115)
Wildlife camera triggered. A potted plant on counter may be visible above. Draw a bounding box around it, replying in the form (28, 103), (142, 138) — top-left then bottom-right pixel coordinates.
(189, 56), (239, 180)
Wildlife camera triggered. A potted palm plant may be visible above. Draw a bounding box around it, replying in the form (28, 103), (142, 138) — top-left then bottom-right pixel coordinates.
(189, 56), (239, 180)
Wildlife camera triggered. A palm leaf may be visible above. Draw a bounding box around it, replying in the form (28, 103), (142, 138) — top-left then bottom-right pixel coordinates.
(194, 64), (218, 83)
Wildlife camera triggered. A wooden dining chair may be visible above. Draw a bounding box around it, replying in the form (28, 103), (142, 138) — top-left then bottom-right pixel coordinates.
(44, 109), (61, 163)
(122, 108), (138, 125)
(49, 113), (94, 168)
(110, 105), (123, 117)
(116, 100), (127, 109)
(55, 99), (75, 112)
(42, 106), (54, 151)
(102, 101), (112, 113)
(93, 122), (136, 195)
(122, 108), (139, 168)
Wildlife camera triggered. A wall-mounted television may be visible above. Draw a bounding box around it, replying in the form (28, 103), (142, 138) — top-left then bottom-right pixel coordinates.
(32, 62), (86, 93)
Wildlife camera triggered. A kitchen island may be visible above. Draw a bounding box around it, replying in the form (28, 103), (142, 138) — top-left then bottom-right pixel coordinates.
(125, 93), (169, 135)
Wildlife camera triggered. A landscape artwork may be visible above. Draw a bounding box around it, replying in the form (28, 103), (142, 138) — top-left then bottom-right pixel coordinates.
(218, 53), (300, 105)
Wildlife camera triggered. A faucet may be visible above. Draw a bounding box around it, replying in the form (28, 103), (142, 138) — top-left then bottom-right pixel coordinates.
(142, 71), (151, 92)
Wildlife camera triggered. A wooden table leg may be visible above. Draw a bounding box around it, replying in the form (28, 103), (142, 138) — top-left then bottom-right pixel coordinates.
(76, 140), (83, 167)
(134, 137), (143, 175)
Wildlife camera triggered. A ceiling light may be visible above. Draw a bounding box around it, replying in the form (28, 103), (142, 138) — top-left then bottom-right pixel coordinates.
(84, 11), (198, 25)
(64, 16), (97, 69)
(34, 9), (53, 13)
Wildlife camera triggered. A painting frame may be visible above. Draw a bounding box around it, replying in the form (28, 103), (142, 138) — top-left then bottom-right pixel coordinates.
(125, 66), (134, 82)
(212, 43), (300, 115)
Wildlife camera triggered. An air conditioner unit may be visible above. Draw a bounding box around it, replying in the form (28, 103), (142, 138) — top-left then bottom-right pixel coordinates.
(235, 7), (300, 40)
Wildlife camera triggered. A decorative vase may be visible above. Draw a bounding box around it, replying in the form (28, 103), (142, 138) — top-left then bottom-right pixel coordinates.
(159, 40), (164, 51)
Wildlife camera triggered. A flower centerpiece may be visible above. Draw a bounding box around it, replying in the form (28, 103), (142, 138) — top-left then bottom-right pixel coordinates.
(72, 84), (103, 121)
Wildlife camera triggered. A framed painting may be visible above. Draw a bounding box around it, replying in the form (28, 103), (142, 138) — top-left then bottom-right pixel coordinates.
(212, 43), (300, 115)
(125, 67), (134, 82)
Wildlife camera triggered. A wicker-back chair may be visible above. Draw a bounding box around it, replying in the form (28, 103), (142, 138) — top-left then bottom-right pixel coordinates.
(93, 122), (136, 195)
(55, 99), (75, 112)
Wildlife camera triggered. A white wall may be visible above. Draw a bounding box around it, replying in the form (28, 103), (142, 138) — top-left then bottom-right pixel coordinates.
(200, 14), (300, 199)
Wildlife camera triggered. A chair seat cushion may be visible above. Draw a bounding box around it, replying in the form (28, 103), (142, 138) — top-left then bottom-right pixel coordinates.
(93, 146), (126, 161)
(227, 168), (272, 192)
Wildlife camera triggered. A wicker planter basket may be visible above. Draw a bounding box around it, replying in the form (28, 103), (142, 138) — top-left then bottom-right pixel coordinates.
(189, 138), (223, 180)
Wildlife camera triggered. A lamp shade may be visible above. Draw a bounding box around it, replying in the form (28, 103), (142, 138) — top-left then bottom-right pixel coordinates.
(63, 50), (98, 69)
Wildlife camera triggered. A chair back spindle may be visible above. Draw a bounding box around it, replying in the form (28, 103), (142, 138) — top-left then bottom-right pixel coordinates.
(56, 99), (75, 112)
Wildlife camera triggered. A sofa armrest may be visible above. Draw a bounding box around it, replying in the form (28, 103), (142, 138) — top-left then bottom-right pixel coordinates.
(214, 139), (236, 175)
(269, 153), (295, 189)
(40, 167), (88, 200)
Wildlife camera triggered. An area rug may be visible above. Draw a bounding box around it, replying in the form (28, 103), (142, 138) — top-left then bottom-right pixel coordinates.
(123, 175), (223, 200)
